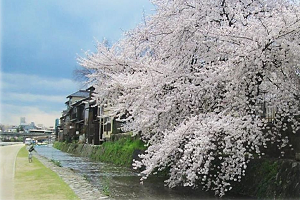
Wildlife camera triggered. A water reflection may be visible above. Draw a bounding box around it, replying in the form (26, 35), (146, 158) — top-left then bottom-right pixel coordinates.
(35, 145), (253, 200)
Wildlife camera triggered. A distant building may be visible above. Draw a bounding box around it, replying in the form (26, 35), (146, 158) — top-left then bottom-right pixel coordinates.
(37, 124), (44, 129)
(7, 128), (18, 132)
(19, 122), (37, 133)
(20, 117), (26, 126)
(55, 119), (59, 140)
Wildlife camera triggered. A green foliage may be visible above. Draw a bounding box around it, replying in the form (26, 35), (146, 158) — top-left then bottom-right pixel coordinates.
(53, 141), (69, 152)
(231, 159), (279, 198)
(256, 160), (278, 198)
(102, 185), (110, 196)
(2, 136), (24, 142)
(95, 137), (147, 167)
(101, 178), (111, 196)
(51, 159), (62, 167)
(83, 174), (89, 181)
(54, 137), (147, 167)
(53, 141), (61, 149)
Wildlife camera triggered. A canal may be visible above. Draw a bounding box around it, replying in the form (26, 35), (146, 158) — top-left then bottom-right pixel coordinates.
(35, 145), (254, 200)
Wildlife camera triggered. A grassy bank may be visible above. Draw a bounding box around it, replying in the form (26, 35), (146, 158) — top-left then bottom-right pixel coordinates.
(53, 139), (300, 199)
(92, 137), (147, 166)
(54, 137), (147, 167)
(14, 146), (79, 200)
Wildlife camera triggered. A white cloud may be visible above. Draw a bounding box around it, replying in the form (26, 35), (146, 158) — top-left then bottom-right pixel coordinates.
(5, 92), (65, 103)
(0, 104), (61, 127)
(0, 72), (82, 127)
(2, 72), (80, 93)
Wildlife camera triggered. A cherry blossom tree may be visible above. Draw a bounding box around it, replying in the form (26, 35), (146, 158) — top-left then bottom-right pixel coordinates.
(78, 0), (300, 196)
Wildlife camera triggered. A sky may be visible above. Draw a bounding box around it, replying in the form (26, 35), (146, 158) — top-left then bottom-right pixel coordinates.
(0, 0), (155, 127)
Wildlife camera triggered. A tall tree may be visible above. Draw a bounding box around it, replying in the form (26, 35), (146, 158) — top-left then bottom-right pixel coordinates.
(79, 0), (300, 196)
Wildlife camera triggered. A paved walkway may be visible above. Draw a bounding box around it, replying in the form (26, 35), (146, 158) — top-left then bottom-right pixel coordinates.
(32, 151), (112, 200)
(0, 144), (24, 200)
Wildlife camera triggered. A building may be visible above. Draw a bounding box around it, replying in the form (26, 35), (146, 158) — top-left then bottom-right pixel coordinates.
(59, 87), (101, 144)
(55, 118), (59, 140)
(19, 122), (37, 133)
(59, 89), (89, 142)
(20, 117), (26, 125)
(59, 86), (124, 144)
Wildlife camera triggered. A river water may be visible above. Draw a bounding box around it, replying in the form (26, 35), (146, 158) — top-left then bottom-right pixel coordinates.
(35, 145), (254, 200)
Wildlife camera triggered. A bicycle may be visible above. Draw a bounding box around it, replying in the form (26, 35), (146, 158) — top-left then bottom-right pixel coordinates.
(28, 145), (35, 163)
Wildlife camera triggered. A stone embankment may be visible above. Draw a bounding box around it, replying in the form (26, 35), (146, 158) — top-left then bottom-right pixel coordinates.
(32, 151), (112, 200)
(54, 142), (300, 199)
(231, 159), (300, 199)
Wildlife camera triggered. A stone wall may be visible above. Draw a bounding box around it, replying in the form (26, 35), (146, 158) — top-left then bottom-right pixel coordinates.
(231, 159), (300, 199)
(54, 143), (96, 157)
(54, 142), (300, 199)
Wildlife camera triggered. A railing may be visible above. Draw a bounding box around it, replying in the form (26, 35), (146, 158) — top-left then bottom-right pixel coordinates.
(265, 106), (277, 123)
(256, 103), (277, 123)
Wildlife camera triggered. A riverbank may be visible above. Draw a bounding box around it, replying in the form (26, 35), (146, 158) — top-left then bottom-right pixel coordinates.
(39, 147), (111, 200)
(231, 158), (300, 199)
(53, 137), (146, 167)
(14, 146), (80, 200)
(53, 141), (300, 199)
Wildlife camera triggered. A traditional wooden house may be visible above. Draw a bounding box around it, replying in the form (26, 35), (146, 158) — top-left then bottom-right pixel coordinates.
(59, 89), (89, 142)
(59, 86), (124, 144)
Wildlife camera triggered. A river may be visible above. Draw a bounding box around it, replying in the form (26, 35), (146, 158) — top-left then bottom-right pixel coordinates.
(35, 145), (254, 200)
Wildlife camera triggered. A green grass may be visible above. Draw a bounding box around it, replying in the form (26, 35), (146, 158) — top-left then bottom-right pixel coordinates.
(54, 136), (147, 167)
(256, 160), (278, 198)
(14, 146), (79, 200)
(53, 141), (70, 152)
(92, 137), (147, 167)
(102, 181), (110, 196)
(51, 159), (62, 167)
(230, 159), (279, 198)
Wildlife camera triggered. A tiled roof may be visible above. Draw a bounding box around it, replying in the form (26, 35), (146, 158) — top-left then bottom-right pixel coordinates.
(67, 90), (89, 98)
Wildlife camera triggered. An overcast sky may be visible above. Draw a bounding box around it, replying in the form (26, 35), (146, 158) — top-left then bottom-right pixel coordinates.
(0, 0), (155, 127)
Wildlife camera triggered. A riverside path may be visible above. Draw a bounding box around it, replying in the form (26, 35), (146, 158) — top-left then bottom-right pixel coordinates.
(0, 143), (24, 200)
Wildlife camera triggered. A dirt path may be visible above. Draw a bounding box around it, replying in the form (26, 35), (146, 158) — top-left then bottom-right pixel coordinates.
(0, 144), (24, 200)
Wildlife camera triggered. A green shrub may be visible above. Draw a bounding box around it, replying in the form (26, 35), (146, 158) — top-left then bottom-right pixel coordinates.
(97, 137), (147, 167)
(53, 141), (69, 152)
(51, 159), (62, 167)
